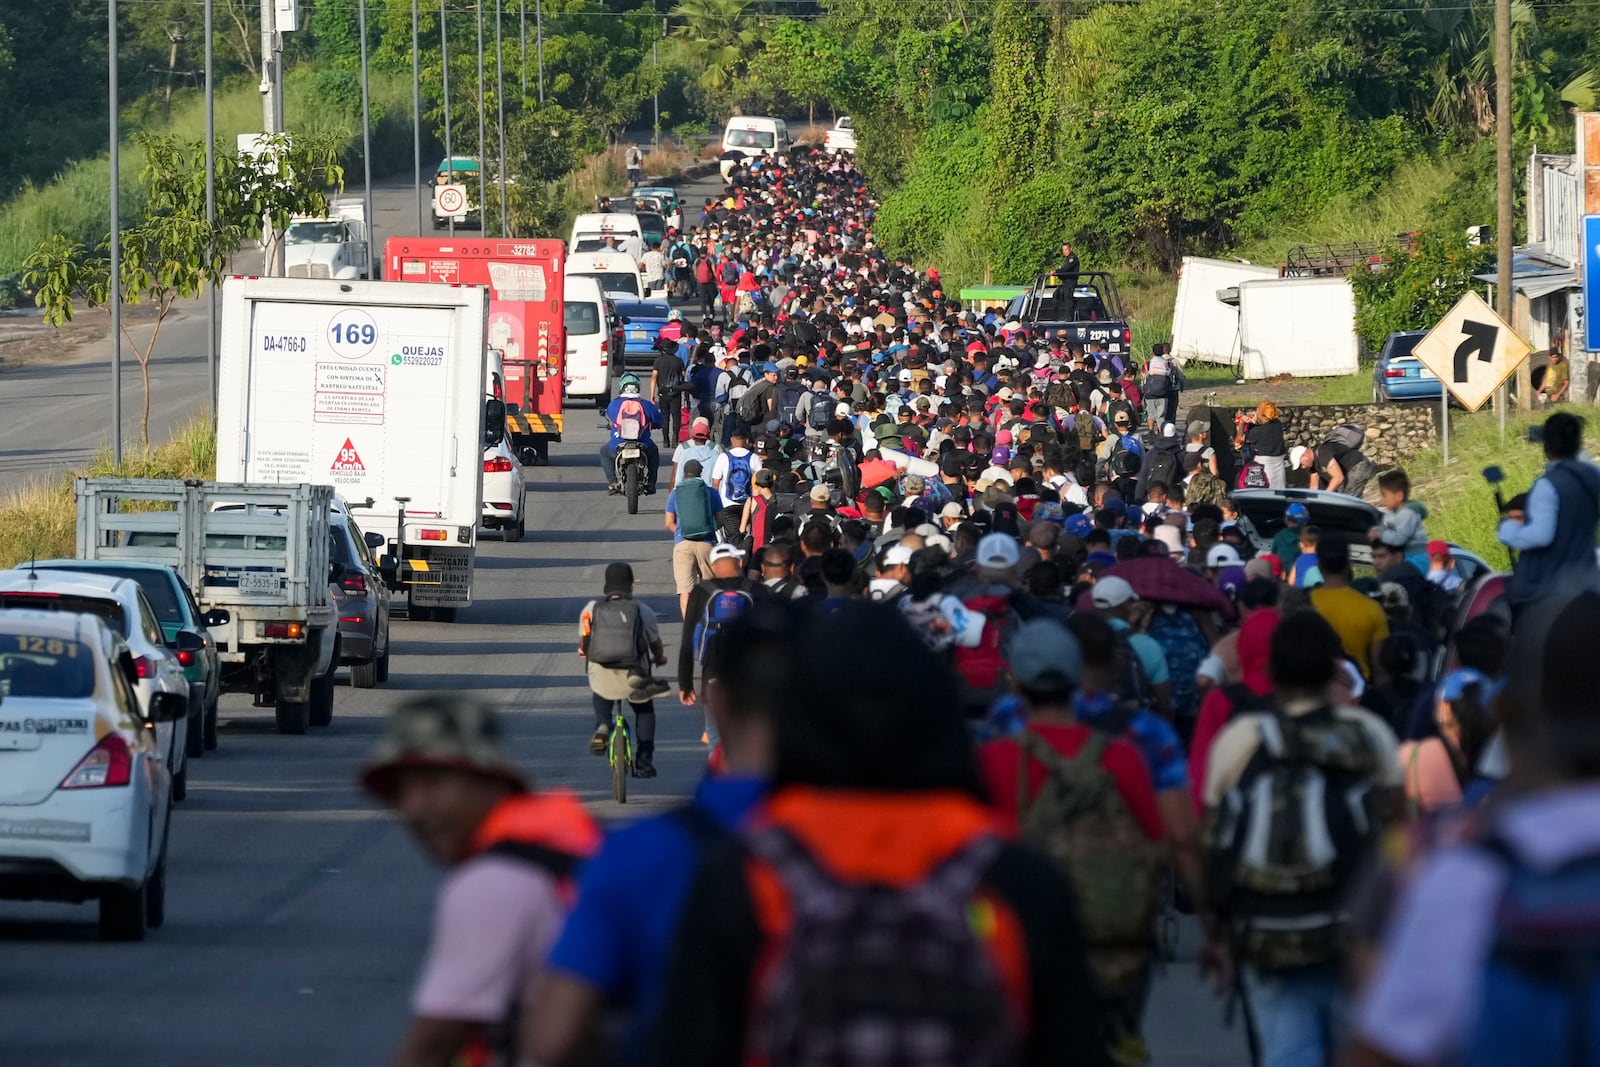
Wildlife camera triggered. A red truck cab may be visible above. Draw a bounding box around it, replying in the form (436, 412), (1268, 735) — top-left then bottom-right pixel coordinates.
(385, 237), (566, 465)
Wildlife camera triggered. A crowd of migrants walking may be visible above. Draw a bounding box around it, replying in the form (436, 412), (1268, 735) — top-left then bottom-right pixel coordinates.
(360, 142), (1600, 1067)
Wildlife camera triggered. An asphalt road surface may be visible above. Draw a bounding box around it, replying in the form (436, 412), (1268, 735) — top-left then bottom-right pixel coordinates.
(0, 167), (1250, 1065)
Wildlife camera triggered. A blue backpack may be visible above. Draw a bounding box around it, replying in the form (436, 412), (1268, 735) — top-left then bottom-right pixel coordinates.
(1465, 834), (1600, 1067)
(1145, 606), (1209, 726)
(725, 451), (754, 503)
(693, 588), (755, 672)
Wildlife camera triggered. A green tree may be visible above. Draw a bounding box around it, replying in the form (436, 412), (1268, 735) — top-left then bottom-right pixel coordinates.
(668, 0), (769, 110)
(1351, 224), (1493, 347)
(21, 133), (344, 446)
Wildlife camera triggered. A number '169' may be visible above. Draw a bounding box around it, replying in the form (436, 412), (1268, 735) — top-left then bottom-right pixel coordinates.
(331, 322), (377, 345)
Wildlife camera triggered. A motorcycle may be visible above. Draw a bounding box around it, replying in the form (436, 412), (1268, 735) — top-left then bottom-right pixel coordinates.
(616, 418), (648, 516)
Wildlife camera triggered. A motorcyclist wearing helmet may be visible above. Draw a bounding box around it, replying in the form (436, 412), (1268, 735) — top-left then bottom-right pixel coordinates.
(602, 374), (663, 495)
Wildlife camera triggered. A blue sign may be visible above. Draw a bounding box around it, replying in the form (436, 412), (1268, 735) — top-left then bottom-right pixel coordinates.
(1585, 214), (1600, 351)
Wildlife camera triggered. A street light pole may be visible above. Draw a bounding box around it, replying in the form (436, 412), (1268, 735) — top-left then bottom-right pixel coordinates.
(535, 0), (544, 104)
(412, 0), (423, 233)
(109, 0), (123, 467)
(476, 1), (487, 237)
(496, 0), (509, 237)
(519, 0), (527, 98)
(358, 0), (374, 273)
(205, 0), (217, 417)
(441, 0), (453, 237)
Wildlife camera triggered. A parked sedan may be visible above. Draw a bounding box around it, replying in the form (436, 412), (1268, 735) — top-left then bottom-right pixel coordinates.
(482, 433), (528, 542)
(0, 609), (182, 940)
(24, 560), (228, 758)
(1372, 330), (1440, 402)
(0, 571), (193, 800)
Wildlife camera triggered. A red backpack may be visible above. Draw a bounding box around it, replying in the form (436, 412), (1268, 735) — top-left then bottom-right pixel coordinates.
(953, 593), (1018, 704)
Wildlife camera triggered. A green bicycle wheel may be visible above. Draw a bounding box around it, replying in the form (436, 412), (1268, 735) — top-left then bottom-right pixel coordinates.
(610, 714), (630, 804)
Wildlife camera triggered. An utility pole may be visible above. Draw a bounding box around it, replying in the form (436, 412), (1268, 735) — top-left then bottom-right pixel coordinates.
(259, 0), (281, 274)
(535, 0), (544, 104)
(1495, 0), (1526, 408)
(476, 1), (487, 237)
(519, 0), (526, 98)
(358, 0), (374, 275)
(205, 0), (217, 416)
(496, 0), (509, 237)
(412, 0), (423, 233)
(441, 0), (453, 237)
(109, 0), (123, 467)
(164, 24), (185, 115)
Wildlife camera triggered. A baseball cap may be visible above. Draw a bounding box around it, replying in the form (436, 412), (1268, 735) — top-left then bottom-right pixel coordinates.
(1091, 575), (1140, 608)
(602, 561), (634, 594)
(1206, 543), (1243, 568)
(1007, 618), (1083, 692)
(708, 543), (746, 563)
(939, 501), (965, 521)
(1113, 410), (1131, 424)
(1377, 581), (1410, 610)
(762, 361), (779, 375)
(361, 695), (526, 802)
(1289, 445), (1309, 469)
(1187, 420), (1210, 438)
(808, 484), (832, 503)
(1285, 502), (1310, 522)
(976, 532), (1021, 570)
(882, 543), (915, 568)
(691, 417), (711, 439)
(1427, 539), (1451, 558)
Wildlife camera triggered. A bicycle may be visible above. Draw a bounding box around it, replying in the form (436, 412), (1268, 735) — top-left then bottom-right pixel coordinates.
(607, 699), (634, 803)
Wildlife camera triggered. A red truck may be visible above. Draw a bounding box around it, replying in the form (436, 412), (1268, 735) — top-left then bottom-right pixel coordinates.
(384, 237), (566, 465)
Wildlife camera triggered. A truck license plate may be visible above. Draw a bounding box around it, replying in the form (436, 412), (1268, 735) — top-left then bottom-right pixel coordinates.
(238, 573), (280, 595)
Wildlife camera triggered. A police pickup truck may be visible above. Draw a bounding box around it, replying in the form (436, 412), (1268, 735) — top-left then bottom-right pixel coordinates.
(1005, 270), (1132, 357)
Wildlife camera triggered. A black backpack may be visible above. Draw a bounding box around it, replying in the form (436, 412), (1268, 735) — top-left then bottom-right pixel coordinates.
(1144, 448), (1178, 493)
(585, 594), (643, 670)
(807, 393), (833, 431)
(777, 383), (805, 426)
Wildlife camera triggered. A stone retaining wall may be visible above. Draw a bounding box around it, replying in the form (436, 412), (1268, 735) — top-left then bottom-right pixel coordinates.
(1209, 402), (1438, 470)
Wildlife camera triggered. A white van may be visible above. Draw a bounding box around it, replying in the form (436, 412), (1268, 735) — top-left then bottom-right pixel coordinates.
(722, 116), (792, 158)
(570, 250), (648, 301)
(563, 276), (615, 405)
(568, 212), (645, 254)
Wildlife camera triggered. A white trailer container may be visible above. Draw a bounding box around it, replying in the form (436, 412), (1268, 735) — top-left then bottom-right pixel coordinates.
(76, 478), (338, 735)
(1237, 276), (1362, 380)
(1170, 256), (1279, 366)
(216, 276), (495, 621)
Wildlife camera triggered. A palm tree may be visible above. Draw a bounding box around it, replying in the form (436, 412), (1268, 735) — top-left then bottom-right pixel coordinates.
(669, 0), (768, 96)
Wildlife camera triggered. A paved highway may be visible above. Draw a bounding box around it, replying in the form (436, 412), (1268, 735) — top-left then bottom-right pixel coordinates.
(0, 167), (1249, 1065)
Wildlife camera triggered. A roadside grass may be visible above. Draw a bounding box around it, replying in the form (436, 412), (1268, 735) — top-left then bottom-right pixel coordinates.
(1402, 403), (1600, 562)
(0, 417), (217, 568)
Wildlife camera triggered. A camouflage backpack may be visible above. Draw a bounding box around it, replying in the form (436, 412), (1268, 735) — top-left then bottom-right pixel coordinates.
(1014, 729), (1160, 1000)
(1186, 468), (1228, 509)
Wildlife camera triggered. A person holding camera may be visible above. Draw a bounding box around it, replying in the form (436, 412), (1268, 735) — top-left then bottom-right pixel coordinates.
(1499, 412), (1600, 610)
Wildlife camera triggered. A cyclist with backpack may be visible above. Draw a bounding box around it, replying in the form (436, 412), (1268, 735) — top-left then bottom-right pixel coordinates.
(1202, 611), (1402, 1067)
(579, 563), (671, 776)
(977, 617), (1167, 1065)
(652, 601), (1113, 1067)
(600, 374), (663, 496)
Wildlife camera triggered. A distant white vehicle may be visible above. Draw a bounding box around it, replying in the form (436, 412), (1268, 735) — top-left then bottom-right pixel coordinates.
(284, 197), (371, 280)
(824, 116), (856, 155)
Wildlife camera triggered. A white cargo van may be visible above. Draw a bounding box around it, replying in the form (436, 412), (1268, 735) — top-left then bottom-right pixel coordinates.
(563, 276), (613, 405)
(722, 116), (792, 158)
(568, 212), (645, 254)
(570, 250), (648, 300)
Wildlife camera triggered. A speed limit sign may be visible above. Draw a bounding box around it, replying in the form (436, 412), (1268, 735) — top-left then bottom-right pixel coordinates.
(435, 184), (467, 215)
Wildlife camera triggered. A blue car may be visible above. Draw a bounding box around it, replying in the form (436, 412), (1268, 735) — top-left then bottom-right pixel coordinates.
(614, 299), (675, 374)
(1372, 329), (1441, 402)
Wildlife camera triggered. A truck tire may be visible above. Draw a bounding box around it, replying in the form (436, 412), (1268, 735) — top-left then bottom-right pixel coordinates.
(410, 603), (432, 622)
(310, 662), (336, 727)
(185, 708), (205, 759)
(275, 699), (310, 735)
(434, 607), (458, 624)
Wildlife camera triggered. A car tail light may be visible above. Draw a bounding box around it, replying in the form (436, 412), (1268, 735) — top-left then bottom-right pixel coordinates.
(340, 615), (366, 624)
(258, 622), (305, 639)
(418, 528), (449, 541)
(60, 734), (133, 789)
(1123, 328), (1132, 345)
(1385, 368), (1405, 377)
(599, 339), (609, 354)
(341, 572), (368, 594)
(133, 655), (156, 679)
(483, 456), (515, 473)
(176, 650), (196, 667)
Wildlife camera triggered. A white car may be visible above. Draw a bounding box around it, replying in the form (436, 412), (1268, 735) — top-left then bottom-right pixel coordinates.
(0, 571), (193, 801)
(824, 116), (856, 155)
(0, 609), (182, 940)
(482, 435), (528, 541)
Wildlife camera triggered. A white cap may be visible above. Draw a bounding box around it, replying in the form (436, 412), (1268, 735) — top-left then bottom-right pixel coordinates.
(835, 402), (854, 419)
(1154, 525), (1185, 558)
(1206, 543), (1243, 567)
(939, 501), (965, 520)
(1290, 445), (1310, 468)
(976, 532), (1021, 570)
(708, 543), (746, 563)
(882, 543), (915, 568)
(1092, 575), (1140, 608)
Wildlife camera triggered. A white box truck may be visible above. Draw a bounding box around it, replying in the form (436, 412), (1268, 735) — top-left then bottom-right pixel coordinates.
(284, 196), (372, 280)
(1236, 276), (1362, 380)
(1170, 256), (1279, 367)
(216, 276), (497, 622)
